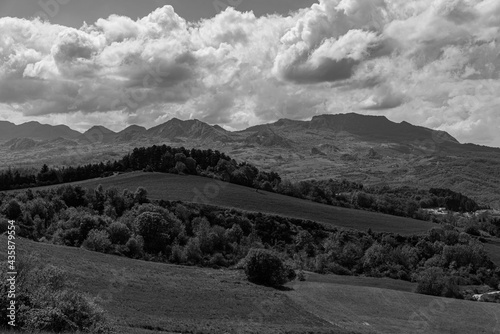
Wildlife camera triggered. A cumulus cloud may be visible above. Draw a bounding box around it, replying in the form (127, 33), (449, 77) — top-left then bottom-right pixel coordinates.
(359, 83), (405, 110)
(0, 1), (500, 146)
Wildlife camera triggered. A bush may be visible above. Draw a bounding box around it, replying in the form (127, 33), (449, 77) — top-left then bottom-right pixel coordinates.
(243, 249), (291, 287)
(465, 224), (480, 236)
(297, 270), (306, 281)
(169, 244), (186, 264)
(4, 199), (22, 220)
(107, 222), (131, 245)
(209, 253), (227, 268)
(415, 267), (445, 296)
(125, 236), (143, 258)
(0, 256), (112, 333)
(185, 237), (203, 264)
(82, 229), (112, 253)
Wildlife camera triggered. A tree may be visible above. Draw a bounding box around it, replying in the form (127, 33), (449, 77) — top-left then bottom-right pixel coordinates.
(107, 222), (131, 245)
(185, 157), (197, 174)
(243, 249), (291, 287)
(135, 212), (169, 254)
(134, 187), (148, 204)
(82, 229), (112, 253)
(415, 267), (445, 296)
(4, 199), (22, 220)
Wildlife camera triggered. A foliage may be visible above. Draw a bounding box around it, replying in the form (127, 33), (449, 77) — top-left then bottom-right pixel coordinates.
(82, 229), (112, 253)
(0, 184), (498, 300)
(0, 255), (112, 332)
(0, 144), (486, 226)
(243, 249), (291, 287)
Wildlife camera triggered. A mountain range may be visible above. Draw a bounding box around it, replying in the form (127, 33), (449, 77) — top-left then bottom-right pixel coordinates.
(1, 113), (499, 207)
(0, 113), (465, 147)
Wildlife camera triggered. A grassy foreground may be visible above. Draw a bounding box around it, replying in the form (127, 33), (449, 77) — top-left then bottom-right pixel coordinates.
(0, 236), (340, 333)
(2, 236), (499, 333)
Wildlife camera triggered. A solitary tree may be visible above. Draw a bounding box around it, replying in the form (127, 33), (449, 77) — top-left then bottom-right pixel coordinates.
(244, 249), (292, 287)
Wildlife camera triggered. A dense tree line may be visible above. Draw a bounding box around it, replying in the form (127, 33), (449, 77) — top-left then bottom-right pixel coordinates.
(0, 145), (484, 223)
(0, 184), (498, 300)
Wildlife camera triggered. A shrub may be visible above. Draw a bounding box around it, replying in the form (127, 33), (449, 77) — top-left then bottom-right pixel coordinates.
(0, 256), (112, 333)
(125, 236), (143, 258)
(243, 249), (290, 287)
(415, 267), (445, 296)
(0, 217), (8, 234)
(3, 199), (22, 220)
(442, 276), (463, 299)
(134, 187), (148, 204)
(82, 229), (112, 253)
(108, 222), (131, 245)
(184, 237), (203, 264)
(297, 270), (306, 281)
(209, 253), (227, 268)
(465, 224), (480, 236)
(169, 244), (186, 264)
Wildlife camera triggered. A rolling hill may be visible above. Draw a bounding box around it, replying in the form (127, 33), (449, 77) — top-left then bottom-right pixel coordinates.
(2, 235), (498, 334)
(16, 171), (500, 266)
(2, 113), (500, 207)
(287, 273), (500, 334)
(36, 171), (438, 235)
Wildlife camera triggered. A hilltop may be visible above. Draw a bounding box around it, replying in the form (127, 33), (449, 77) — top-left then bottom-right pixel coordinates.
(1, 113), (499, 207)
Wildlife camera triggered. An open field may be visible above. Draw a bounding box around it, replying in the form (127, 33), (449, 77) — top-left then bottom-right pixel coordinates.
(0, 236), (348, 333)
(287, 275), (500, 334)
(15, 171), (437, 235)
(484, 238), (500, 267)
(2, 236), (499, 334)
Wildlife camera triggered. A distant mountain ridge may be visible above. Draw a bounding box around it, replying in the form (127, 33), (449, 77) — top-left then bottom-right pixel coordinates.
(0, 113), (462, 146)
(2, 113), (500, 207)
(146, 118), (232, 142)
(0, 120), (81, 141)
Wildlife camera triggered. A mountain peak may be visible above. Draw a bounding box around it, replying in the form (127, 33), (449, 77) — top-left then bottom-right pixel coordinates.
(84, 125), (116, 135)
(119, 125), (146, 133)
(0, 120), (81, 141)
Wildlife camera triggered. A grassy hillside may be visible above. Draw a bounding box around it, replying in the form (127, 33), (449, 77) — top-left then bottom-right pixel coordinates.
(0, 236), (345, 334)
(484, 238), (500, 267)
(287, 273), (500, 334)
(37, 171), (437, 235)
(3, 236), (499, 334)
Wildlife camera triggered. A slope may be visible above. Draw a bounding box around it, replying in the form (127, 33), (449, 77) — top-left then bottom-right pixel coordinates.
(0, 235), (343, 334)
(286, 272), (500, 334)
(42, 171), (437, 234)
(2, 236), (498, 334)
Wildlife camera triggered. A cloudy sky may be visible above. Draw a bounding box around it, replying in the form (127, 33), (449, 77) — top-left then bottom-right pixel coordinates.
(0, 0), (499, 147)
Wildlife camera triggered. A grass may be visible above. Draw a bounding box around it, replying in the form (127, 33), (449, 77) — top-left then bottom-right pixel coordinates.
(287, 273), (500, 334)
(0, 236), (347, 334)
(484, 238), (500, 267)
(2, 236), (499, 334)
(23, 171), (437, 235)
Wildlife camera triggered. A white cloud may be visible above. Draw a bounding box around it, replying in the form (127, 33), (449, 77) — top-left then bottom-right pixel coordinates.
(0, 1), (499, 146)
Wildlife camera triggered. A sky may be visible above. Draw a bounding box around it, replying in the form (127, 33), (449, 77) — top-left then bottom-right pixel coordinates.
(0, 0), (499, 147)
